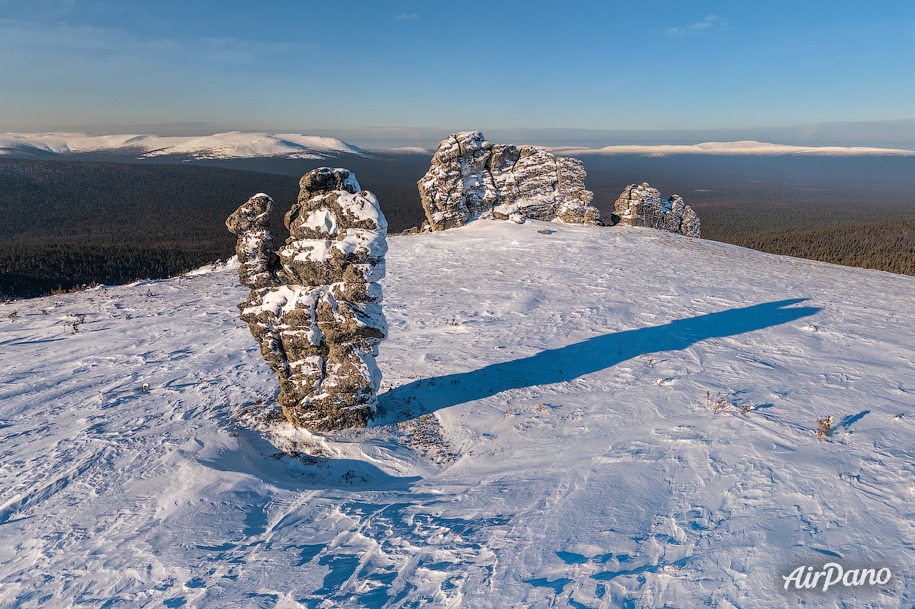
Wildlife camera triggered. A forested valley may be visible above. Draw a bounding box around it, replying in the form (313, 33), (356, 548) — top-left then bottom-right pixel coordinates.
(2, 154), (914, 299)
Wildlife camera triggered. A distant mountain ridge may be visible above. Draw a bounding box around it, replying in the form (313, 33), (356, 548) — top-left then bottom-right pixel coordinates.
(550, 140), (915, 157)
(3, 132), (914, 161)
(0, 131), (368, 160)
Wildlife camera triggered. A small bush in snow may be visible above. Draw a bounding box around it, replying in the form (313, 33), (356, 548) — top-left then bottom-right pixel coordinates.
(706, 391), (734, 414)
(67, 314), (86, 334)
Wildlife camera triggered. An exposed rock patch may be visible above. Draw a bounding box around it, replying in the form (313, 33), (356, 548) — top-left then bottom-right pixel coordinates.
(418, 131), (601, 230)
(226, 168), (387, 431)
(612, 182), (701, 237)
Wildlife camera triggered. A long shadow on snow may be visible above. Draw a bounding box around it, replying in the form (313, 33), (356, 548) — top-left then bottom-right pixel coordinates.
(378, 299), (819, 423)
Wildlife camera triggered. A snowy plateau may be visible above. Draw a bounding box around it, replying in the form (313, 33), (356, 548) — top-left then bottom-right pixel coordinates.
(1, 219), (914, 608)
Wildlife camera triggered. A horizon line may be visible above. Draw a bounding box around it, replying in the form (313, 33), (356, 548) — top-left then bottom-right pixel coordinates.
(2, 131), (915, 157)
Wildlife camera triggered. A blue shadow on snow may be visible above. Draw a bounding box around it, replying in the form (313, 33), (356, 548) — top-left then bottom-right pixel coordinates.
(378, 299), (819, 421)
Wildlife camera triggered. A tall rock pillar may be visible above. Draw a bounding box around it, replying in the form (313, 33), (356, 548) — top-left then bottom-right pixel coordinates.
(227, 168), (388, 431)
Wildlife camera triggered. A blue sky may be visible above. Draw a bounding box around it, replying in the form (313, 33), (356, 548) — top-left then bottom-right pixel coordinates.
(2, 0), (915, 147)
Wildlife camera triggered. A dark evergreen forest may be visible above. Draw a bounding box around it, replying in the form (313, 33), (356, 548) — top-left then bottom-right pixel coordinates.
(2, 154), (914, 299)
(0, 158), (426, 297)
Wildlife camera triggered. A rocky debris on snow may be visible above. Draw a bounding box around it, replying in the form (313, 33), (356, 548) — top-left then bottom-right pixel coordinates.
(226, 167), (388, 431)
(417, 131), (601, 230)
(611, 182), (701, 237)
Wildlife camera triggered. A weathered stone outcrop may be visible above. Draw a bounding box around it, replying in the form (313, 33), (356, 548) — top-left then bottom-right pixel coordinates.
(612, 182), (701, 238)
(418, 131), (601, 230)
(226, 193), (280, 290)
(226, 168), (387, 431)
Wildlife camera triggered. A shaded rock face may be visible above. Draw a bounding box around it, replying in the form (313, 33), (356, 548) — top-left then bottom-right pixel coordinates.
(612, 182), (701, 238)
(418, 131), (601, 230)
(226, 168), (388, 431)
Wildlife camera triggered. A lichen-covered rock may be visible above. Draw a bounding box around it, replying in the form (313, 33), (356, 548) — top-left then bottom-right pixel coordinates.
(418, 131), (601, 230)
(226, 168), (388, 431)
(612, 182), (701, 238)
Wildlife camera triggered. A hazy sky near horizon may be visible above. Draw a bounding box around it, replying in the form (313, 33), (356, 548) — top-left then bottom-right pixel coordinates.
(2, 0), (915, 147)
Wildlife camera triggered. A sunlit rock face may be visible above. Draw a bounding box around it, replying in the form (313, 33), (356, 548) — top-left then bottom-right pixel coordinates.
(418, 131), (601, 230)
(226, 168), (387, 431)
(612, 182), (701, 238)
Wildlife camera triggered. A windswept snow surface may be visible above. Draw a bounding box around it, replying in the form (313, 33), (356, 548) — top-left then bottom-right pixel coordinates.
(0, 132), (365, 159)
(1, 221), (914, 608)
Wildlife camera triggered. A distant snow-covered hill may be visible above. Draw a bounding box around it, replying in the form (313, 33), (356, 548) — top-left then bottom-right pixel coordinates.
(1, 220), (913, 608)
(4, 132), (914, 161)
(0, 131), (367, 160)
(550, 140), (915, 157)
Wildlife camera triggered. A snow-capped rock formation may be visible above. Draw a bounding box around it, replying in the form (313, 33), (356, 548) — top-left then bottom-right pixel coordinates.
(417, 131), (601, 230)
(612, 182), (701, 237)
(225, 193), (280, 290)
(226, 168), (387, 431)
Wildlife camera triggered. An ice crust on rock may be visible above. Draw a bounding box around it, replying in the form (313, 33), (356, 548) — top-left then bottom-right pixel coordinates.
(226, 167), (387, 431)
(417, 131), (601, 230)
(612, 182), (701, 238)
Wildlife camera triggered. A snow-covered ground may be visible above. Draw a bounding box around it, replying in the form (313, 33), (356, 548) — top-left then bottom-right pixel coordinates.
(1, 220), (913, 608)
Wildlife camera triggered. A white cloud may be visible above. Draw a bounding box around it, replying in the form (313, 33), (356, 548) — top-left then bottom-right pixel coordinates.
(665, 14), (730, 37)
(394, 12), (419, 22)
